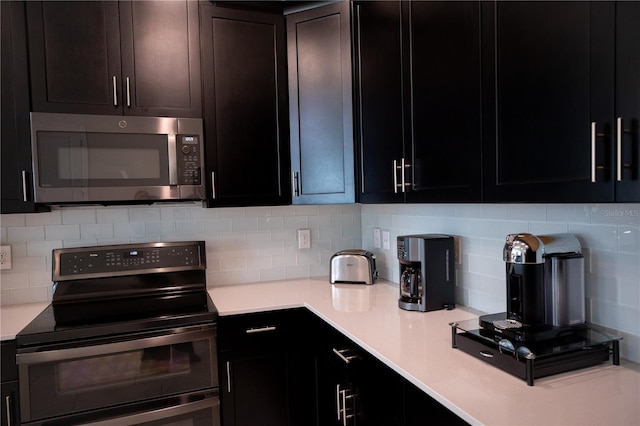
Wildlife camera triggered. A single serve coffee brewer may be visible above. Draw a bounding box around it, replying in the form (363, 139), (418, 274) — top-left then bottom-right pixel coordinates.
(480, 232), (586, 341)
(397, 234), (455, 312)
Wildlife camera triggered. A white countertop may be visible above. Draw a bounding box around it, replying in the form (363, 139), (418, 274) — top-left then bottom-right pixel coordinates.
(2, 278), (639, 425)
(209, 277), (640, 426)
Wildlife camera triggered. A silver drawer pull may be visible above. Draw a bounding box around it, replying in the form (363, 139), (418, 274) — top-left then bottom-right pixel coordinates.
(245, 326), (277, 334)
(332, 348), (359, 364)
(480, 350), (494, 358)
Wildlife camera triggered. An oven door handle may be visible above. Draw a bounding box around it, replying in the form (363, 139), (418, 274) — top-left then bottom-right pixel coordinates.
(79, 394), (220, 426)
(16, 326), (215, 364)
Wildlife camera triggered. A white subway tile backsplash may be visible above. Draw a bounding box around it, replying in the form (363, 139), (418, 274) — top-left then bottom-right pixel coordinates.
(1, 202), (639, 362)
(45, 225), (80, 241)
(25, 211), (62, 226)
(7, 226), (45, 243)
(97, 208), (130, 223)
(61, 209), (97, 225)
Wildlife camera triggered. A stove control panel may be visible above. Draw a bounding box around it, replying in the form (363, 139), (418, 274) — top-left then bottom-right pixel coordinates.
(54, 241), (205, 279)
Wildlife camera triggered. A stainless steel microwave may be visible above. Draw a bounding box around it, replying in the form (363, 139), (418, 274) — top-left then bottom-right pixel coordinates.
(30, 112), (205, 204)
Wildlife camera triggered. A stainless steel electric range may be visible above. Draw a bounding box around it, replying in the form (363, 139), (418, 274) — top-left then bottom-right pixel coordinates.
(16, 241), (220, 426)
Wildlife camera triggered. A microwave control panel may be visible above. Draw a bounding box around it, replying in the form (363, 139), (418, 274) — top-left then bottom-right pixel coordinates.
(177, 135), (202, 185)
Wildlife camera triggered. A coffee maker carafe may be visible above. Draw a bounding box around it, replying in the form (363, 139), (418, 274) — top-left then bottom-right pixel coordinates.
(398, 234), (455, 312)
(485, 233), (586, 339)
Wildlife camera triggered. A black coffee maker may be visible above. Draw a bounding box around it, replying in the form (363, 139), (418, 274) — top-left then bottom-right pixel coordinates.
(397, 234), (455, 312)
(480, 233), (586, 341)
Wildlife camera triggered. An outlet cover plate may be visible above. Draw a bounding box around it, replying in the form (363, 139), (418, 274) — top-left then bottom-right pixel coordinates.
(0, 245), (12, 270)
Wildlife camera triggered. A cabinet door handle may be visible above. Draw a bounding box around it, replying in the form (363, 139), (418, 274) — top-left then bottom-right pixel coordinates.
(5, 394), (12, 426)
(292, 172), (300, 197)
(126, 77), (131, 107)
(336, 384), (341, 420)
(401, 157), (407, 193)
(590, 122), (606, 182)
(245, 325), (276, 334)
(617, 117), (623, 181)
(211, 172), (216, 199)
(332, 348), (359, 364)
(393, 159), (399, 193)
(21, 170), (28, 202)
(226, 361), (231, 393)
(112, 75), (118, 106)
(616, 117), (633, 182)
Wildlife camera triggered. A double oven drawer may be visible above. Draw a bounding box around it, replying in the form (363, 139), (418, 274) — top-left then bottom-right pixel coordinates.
(17, 324), (218, 425)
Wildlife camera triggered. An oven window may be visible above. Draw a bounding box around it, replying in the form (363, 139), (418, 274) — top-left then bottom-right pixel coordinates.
(36, 131), (169, 187)
(57, 343), (195, 393)
(24, 336), (216, 422)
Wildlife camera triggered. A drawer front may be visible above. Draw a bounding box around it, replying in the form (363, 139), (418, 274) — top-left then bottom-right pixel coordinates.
(1, 341), (17, 383)
(217, 308), (308, 350)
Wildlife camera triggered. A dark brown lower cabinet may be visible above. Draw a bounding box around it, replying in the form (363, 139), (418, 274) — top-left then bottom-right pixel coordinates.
(1, 341), (19, 426)
(217, 309), (315, 426)
(218, 309), (467, 426)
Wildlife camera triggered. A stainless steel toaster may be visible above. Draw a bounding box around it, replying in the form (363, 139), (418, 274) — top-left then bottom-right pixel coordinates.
(330, 249), (378, 284)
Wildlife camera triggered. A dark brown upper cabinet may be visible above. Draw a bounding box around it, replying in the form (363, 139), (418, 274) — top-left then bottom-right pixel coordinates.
(200, 3), (291, 207)
(481, 1), (639, 202)
(287, 2), (356, 205)
(355, 1), (482, 204)
(26, 1), (201, 118)
(1, 1), (43, 214)
(614, 1), (640, 202)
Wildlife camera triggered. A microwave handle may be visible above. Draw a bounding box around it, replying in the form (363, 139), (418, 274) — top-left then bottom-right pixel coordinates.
(168, 134), (178, 186)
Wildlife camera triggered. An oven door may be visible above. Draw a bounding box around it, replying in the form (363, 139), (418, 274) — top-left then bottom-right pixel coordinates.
(17, 325), (217, 424)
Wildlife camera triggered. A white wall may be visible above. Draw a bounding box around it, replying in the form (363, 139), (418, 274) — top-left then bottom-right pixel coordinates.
(1, 202), (638, 362)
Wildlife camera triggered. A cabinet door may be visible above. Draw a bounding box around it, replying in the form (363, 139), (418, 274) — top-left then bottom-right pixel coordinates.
(200, 4), (291, 207)
(1, 1), (42, 213)
(217, 310), (315, 426)
(482, 1), (615, 202)
(287, 2), (355, 204)
(26, 1), (122, 115)
(407, 1), (482, 202)
(1, 341), (19, 426)
(119, 0), (201, 118)
(1, 382), (19, 426)
(354, 1), (406, 204)
(615, 1), (640, 202)
(220, 350), (289, 426)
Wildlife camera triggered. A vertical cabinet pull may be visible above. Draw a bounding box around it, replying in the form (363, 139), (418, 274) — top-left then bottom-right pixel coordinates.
(211, 172), (216, 199)
(393, 159), (399, 193)
(225, 361), (231, 393)
(21, 170), (28, 202)
(292, 172), (300, 197)
(112, 75), (118, 106)
(126, 77), (131, 107)
(336, 384), (357, 426)
(393, 158), (412, 193)
(617, 117), (623, 181)
(590, 122), (606, 182)
(5, 394), (12, 426)
(616, 117), (633, 182)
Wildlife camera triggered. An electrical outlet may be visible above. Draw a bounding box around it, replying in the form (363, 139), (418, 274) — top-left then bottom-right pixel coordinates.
(298, 229), (311, 249)
(0, 245), (12, 270)
(373, 228), (381, 248)
(382, 231), (390, 250)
